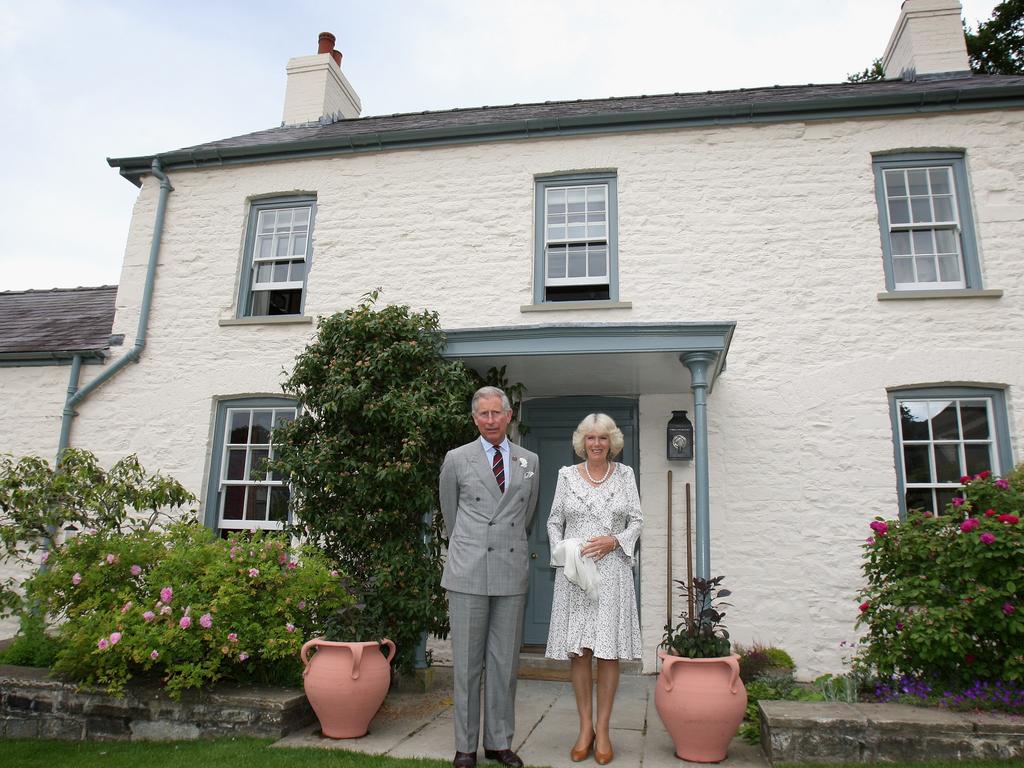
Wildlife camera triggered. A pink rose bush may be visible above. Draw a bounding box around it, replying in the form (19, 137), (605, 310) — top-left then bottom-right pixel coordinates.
(21, 521), (354, 698)
(857, 467), (1024, 686)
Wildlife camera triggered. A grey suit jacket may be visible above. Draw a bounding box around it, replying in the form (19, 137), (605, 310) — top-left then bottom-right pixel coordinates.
(439, 440), (540, 596)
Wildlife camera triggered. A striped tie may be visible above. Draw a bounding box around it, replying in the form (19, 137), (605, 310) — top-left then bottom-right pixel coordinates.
(492, 445), (505, 493)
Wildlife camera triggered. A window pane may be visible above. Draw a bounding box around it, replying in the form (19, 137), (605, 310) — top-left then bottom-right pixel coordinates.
(293, 207), (310, 226)
(929, 168), (951, 195)
(274, 410), (295, 429)
(269, 487), (290, 522)
(547, 188), (566, 209)
(588, 247), (607, 277)
(915, 256), (937, 282)
(900, 401), (931, 440)
(964, 444), (992, 477)
(930, 402), (959, 439)
(935, 489), (960, 515)
(223, 486), (245, 520)
(289, 260), (306, 281)
(587, 222), (607, 238)
(903, 444), (931, 483)
(885, 170), (907, 196)
(246, 486), (268, 521)
(937, 255), (961, 283)
(566, 188), (586, 211)
(258, 211), (276, 233)
(251, 410), (273, 444)
(912, 230), (934, 254)
(960, 402), (989, 439)
(229, 411), (250, 443)
(905, 488), (934, 515)
(934, 229), (957, 254)
(275, 237), (290, 258)
(893, 257), (915, 284)
(888, 199), (910, 224)
(256, 263), (273, 283)
(933, 196), (954, 222)
(226, 449), (247, 480)
(547, 246), (566, 279)
(257, 237), (273, 260)
(567, 245), (587, 278)
(891, 231), (911, 255)
(911, 197), (933, 223)
(292, 235), (307, 256)
(567, 224), (586, 239)
(273, 262), (289, 283)
(933, 444), (961, 483)
(250, 449), (270, 481)
(907, 169), (929, 196)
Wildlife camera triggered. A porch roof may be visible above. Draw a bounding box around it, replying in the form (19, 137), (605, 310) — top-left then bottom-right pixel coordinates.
(441, 322), (735, 397)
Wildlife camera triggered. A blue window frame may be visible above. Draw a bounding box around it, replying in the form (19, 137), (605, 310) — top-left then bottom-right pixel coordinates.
(205, 396), (297, 531)
(888, 386), (1012, 517)
(872, 152), (982, 292)
(237, 196), (316, 317)
(534, 173), (619, 303)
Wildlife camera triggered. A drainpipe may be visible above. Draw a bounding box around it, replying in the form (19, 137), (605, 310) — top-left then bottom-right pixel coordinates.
(681, 351), (716, 579)
(56, 159), (173, 458)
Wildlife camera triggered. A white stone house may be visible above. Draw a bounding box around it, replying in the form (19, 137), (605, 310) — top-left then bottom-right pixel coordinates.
(2, 1), (1022, 676)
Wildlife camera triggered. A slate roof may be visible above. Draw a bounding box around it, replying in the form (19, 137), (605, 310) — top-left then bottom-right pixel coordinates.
(0, 286), (117, 359)
(109, 73), (1024, 184)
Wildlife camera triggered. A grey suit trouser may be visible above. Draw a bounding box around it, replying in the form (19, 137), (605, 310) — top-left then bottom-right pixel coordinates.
(448, 591), (526, 753)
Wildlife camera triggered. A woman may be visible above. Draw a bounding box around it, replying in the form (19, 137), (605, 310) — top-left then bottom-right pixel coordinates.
(545, 413), (642, 765)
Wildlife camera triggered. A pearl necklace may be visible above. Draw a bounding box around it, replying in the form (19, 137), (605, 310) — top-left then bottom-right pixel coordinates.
(583, 461), (613, 485)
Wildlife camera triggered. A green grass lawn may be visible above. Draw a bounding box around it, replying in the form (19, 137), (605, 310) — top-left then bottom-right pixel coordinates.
(2, 738), (465, 768)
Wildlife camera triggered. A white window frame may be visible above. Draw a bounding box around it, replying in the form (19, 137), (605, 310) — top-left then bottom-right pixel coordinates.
(238, 196), (315, 317)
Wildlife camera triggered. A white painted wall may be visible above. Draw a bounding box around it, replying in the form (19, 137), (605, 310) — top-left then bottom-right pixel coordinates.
(6, 108), (1022, 676)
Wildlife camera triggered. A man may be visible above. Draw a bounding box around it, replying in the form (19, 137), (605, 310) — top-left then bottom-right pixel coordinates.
(439, 386), (540, 768)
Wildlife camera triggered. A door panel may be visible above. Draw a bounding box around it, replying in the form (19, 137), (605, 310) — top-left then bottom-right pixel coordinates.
(520, 397), (639, 646)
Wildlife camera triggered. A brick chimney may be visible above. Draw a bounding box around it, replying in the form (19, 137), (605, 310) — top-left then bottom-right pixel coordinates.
(882, 0), (971, 80)
(282, 32), (362, 125)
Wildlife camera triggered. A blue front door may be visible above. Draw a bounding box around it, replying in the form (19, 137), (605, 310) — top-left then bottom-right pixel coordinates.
(520, 396), (639, 647)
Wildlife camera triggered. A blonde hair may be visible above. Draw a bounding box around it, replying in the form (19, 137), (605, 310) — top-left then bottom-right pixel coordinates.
(572, 413), (624, 458)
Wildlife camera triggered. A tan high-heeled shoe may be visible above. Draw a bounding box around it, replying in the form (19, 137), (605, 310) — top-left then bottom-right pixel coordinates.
(570, 735), (594, 762)
(594, 739), (614, 765)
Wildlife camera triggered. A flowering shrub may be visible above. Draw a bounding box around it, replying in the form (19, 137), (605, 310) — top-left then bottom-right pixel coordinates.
(25, 521), (354, 697)
(857, 467), (1024, 686)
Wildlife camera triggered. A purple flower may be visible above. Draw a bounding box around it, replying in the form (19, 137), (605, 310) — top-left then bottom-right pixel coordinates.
(865, 537), (875, 545)
(248, 568), (260, 578)
(160, 605), (172, 615)
(227, 632), (239, 643)
(160, 587), (173, 603)
(200, 613), (213, 629)
(179, 616), (192, 629)
(961, 518), (980, 532)
(109, 632), (122, 645)
(238, 652), (249, 662)
(995, 478), (1009, 489)
(40, 551), (49, 563)
(869, 520), (889, 535)
(142, 611), (156, 622)
(979, 532), (996, 545)
(952, 497), (965, 507)
(150, 650), (159, 660)
(1004, 603), (1016, 616)
(71, 572), (82, 585)
(97, 638), (109, 651)
(298, 601), (306, 611)
(121, 601), (133, 614)
(130, 564), (142, 576)
(105, 553), (117, 565)
(286, 623), (295, 633)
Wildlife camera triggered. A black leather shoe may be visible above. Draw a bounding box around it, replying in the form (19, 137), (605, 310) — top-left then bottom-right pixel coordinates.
(484, 748), (524, 768)
(453, 751), (477, 768)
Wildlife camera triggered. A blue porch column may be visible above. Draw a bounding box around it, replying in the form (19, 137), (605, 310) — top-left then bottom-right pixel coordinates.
(681, 351), (716, 579)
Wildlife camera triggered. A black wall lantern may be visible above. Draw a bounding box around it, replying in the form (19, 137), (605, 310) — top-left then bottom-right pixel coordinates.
(666, 410), (694, 461)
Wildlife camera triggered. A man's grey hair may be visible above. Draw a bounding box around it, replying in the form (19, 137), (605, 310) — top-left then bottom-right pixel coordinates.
(471, 386), (511, 414)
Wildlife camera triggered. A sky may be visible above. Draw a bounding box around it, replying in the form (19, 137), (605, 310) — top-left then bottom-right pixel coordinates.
(0, 0), (1000, 292)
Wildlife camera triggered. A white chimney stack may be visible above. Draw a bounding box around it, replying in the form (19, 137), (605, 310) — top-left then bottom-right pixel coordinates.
(882, 0), (972, 80)
(282, 32), (362, 126)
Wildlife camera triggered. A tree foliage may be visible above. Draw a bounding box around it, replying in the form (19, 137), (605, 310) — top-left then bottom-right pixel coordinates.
(271, 291), (480, 672)
(966, 0), (1024, 75)
(847, 58), (885, 83)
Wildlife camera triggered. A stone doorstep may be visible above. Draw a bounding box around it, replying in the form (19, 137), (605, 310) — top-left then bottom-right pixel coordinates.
(759, 700), (1024, 764)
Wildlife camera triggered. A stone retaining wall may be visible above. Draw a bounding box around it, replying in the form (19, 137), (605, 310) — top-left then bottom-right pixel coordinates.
(760, 700), (1024, 764)
(0, 664), (313, 740)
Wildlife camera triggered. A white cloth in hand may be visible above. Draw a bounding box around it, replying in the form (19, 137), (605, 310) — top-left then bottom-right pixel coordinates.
(550, 538), (601, 602)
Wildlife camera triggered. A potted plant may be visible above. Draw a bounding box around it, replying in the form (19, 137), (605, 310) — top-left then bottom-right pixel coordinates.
(655, 575), (747, 762)
(300, 586), (396, 739)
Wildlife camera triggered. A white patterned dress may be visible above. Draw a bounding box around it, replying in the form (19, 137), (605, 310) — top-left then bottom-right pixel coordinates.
(545, 463), (643, 660)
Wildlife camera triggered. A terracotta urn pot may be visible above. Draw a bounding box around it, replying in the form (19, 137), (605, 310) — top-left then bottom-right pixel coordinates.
(300, 637), (396, 738)
(654, 651), (747, 763)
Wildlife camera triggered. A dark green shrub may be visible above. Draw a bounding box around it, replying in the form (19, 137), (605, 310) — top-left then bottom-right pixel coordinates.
(736, 642), (795, 682)
(272, 291), (480, 672)
(661, 576), (732, 658)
